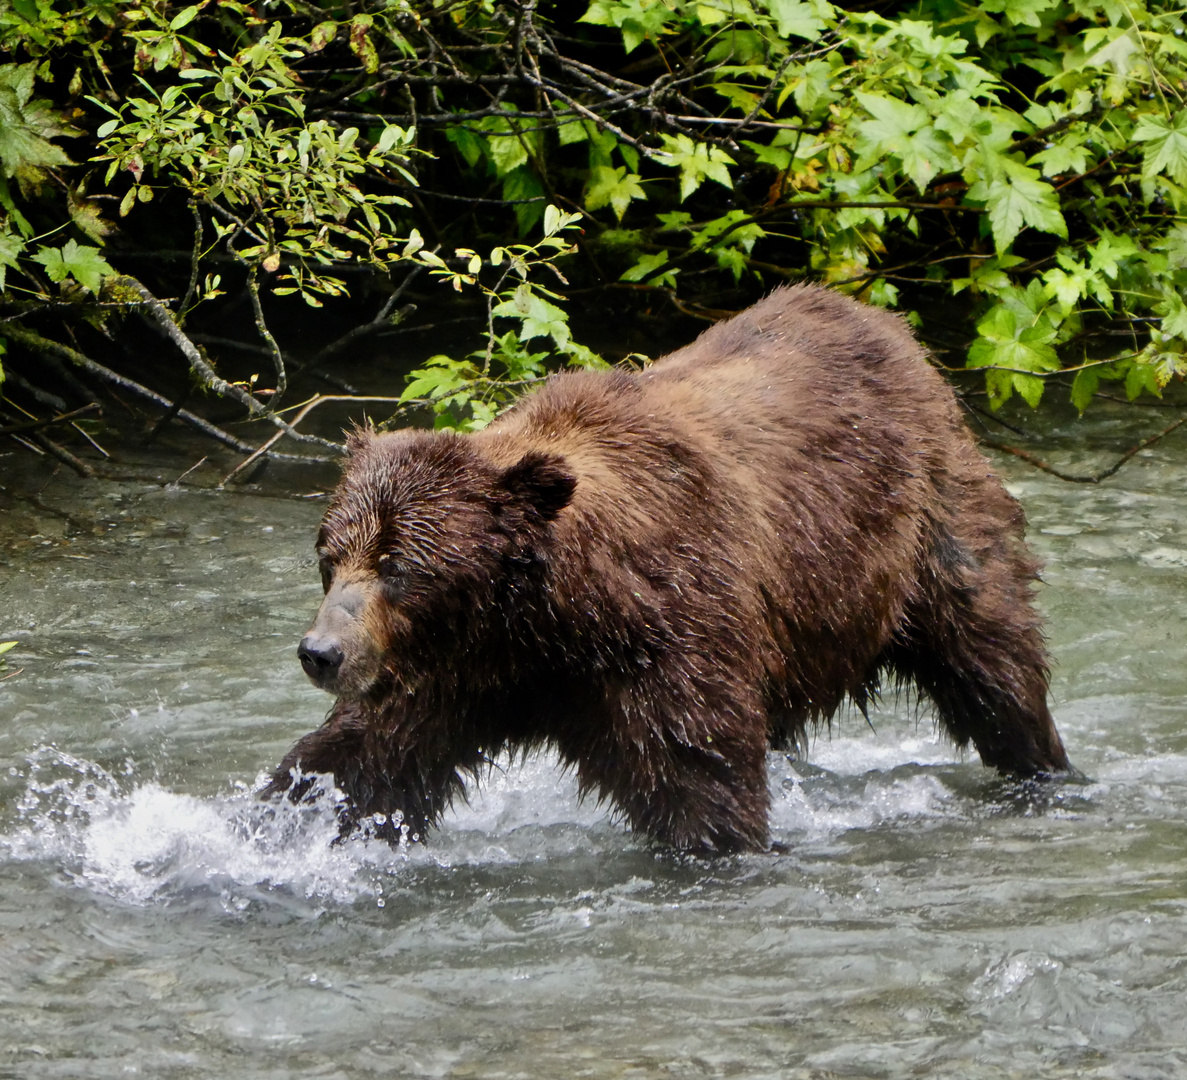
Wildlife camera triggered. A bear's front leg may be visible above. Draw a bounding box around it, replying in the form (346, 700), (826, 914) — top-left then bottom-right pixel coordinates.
(571, 681), (773, 853)
(260, 701), (368, 804)
(262, 700), (478, 844)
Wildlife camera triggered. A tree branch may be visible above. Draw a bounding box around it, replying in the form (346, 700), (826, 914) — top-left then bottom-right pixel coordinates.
(982, 413), (1187, 483)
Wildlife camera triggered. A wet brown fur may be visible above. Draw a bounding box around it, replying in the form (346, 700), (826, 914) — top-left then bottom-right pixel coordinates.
(264, 285), (1069, 852)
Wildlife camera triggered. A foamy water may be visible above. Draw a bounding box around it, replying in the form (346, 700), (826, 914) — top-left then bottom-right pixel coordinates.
(0, 745), (886, 907)
(2, 728), (1104, 914)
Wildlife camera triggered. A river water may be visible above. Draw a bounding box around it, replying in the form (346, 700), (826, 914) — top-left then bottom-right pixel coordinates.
(1, 403), (1184, 1079)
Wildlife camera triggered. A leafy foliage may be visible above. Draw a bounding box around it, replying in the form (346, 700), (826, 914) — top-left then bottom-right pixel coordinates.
(1, 0), (1187, 428)
(397, 206), (607, 430)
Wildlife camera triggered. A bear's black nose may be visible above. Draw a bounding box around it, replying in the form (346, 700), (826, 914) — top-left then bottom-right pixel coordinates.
(298, 636), (344, 683)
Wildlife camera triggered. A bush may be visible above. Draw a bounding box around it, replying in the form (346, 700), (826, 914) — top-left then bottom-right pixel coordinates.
(1, 0), (1185, 455)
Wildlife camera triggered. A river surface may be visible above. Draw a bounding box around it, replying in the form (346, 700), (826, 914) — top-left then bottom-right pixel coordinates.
(1, 403), (1185, 1079)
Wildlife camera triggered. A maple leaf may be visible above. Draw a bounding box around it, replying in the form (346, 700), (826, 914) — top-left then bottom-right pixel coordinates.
(492, 290), (572, 348)
(30, 239), (114, 293)
(761, 0), (833, 40)
(654, 134), (735, 201)
(0, 62), (73, 183)
(855, 92), (957, 192)
(1155, 291), (1187, 342)
(1042, 249), (1113, 311)
(619, 251), (678, 288)
(1087, 230), (1138, 279)
(980, 0), (1057, 28)
(970, 158), (1066, 253)
(1133, 111), (1187, 186)
(1029, 138), (1090, 178)
(584, 165), (647, 221)
(967, 302), (1060, 408)
(400, 355), (481, 404)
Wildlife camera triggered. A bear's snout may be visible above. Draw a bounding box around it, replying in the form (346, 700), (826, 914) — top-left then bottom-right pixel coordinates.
(299, 575), (386, 696)
(298, 634), (344, 686)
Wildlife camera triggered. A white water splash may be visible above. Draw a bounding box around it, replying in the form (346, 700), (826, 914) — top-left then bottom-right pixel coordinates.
(2, 748), (406, 907)
(0, 736), (989, 908)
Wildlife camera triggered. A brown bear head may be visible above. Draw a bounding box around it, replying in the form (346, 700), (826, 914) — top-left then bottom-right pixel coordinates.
(297, 428), (576, 700)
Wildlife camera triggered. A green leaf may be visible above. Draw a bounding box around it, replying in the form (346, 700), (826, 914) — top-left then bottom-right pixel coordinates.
(1029, 138), (1090, 178)
(0, 61), (73, 180)
(557, 114), (590, 146)
(492, 290), (572, 348)
(619, 250), (678, 288)
(584, 165), (646, 220)
(0, 226), (23, 291)
(1125, 359), (1162, 401)
(656, 211), (693, 232)
(1042, 253), (1112, 312)
(654, 134), (734, 201)
(0, 641), (17, 657)
(444, 125), (484, 168)
(169, 5), (201, 31)
(856, 92), (929, 145)
(1087, 230), (1138, 279)
(967, 303), (1061, 409)
(1070, 367), (1099, 413)
(854, 92), (955, 191)
(1133, 112), (1187, 186)
(502, 166), (544, 234)
(980, 0), (1056, 27)
(30, 239), (114, 293)
(1155, 291), (1187, 341)
(578, 2), (617, 26)
(743, 139), (793, 171)
(975, 159), (1067, 253)
(400, 355), (480, 403)
(761, 0), (833, 39)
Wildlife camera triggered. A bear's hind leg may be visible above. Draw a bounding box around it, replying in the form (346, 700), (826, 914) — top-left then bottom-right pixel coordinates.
(893, 524), (1069, 777)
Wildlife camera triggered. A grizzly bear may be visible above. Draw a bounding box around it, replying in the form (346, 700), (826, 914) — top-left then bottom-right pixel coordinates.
(264, 285), (1069, 852)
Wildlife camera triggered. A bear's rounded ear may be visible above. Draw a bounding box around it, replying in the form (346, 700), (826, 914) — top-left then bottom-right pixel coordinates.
(500, 451), (576, 521)
(343, 423), (376, 457)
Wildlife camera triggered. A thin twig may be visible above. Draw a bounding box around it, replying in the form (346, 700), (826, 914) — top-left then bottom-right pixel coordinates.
(310, 263), (427, 366)
(71, 422), (110, 458)
(2, 324), (331, 463)
(982, 412), (1187, 483)
(173, 456), (207, 485)
(244, 262), (288, 406)
(219, 394), (407, 486)
(179, 200), (203, 323)
(0, 403), (99, 437)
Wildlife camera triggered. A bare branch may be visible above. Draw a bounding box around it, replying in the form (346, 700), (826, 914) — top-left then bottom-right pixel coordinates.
(0, 403), (100, 437)
(311, 264), (426, 366)
(220, 395), (408, 486)
(179, 200), (203, 323)
(982, 413), (1187, 483)
(119, 275), (340, 452)
(2, 323), (334, 463)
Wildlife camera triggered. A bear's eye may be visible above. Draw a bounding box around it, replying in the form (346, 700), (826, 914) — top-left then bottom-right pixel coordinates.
(377, 554), (409, 593)
(318, 556), (334, 593)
